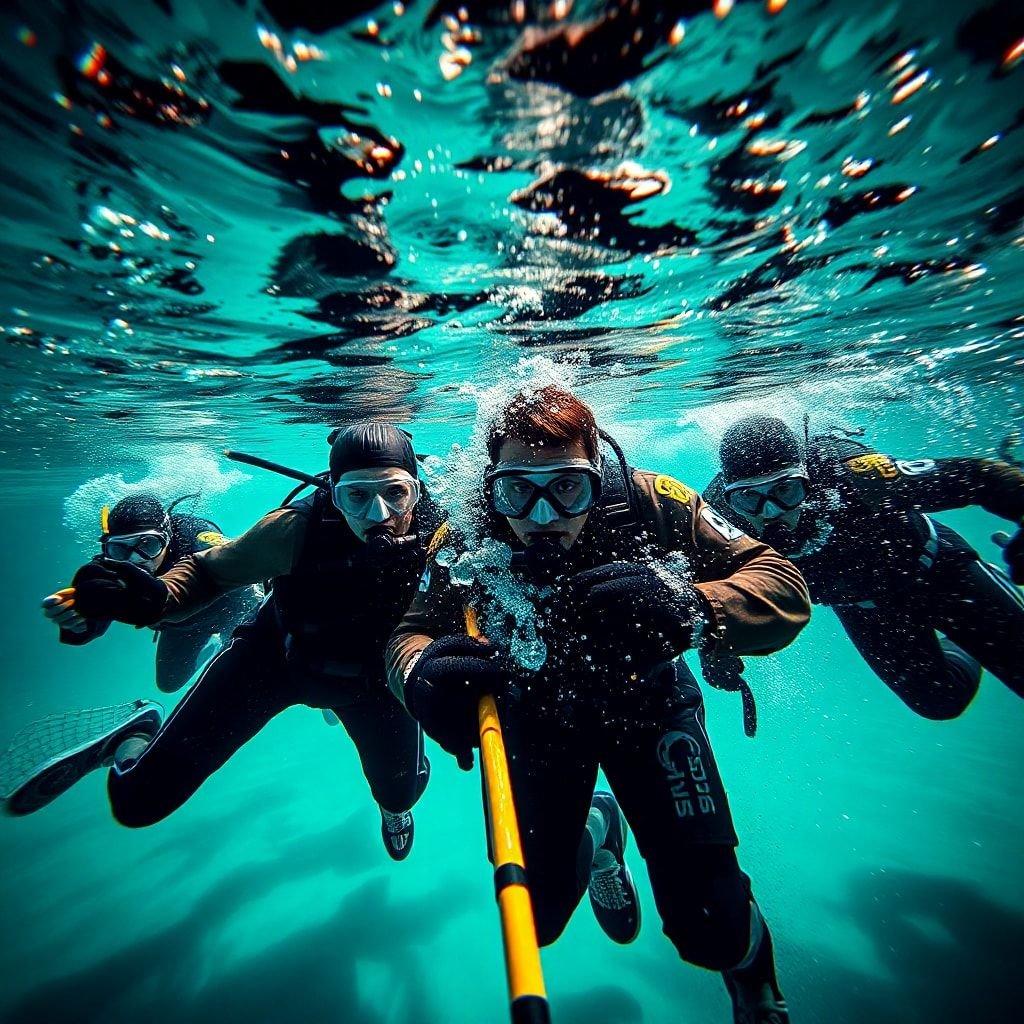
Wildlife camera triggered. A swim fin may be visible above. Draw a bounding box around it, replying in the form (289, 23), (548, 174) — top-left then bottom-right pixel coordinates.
(2, 700), (162, 816)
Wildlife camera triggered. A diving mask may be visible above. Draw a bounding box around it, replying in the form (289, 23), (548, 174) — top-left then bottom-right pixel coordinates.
(101, 530), (170, 565)
(487, 460), (602, 524)
(332, 471), (421, 524)
(723, 469), (809, 517)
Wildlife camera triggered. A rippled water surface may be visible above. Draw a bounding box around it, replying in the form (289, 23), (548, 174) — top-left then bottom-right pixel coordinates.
(0, 1), (1022, 1022)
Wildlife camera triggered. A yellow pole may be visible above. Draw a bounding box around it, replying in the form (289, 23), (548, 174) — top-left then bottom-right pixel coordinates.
(465, 607), (551, 1024)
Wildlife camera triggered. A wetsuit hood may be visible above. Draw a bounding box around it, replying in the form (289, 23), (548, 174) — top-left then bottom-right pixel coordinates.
(720, 416), (802, 484)
(106, 494), (166, 534)
(328, 422), (418, 482)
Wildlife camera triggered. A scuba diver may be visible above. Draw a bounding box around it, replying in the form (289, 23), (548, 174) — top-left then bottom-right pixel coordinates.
(6, 423), (439, 861)
(41, 493), (261, 693)
(702, 415), (1024, 722)
(386, 386), (810, 1024)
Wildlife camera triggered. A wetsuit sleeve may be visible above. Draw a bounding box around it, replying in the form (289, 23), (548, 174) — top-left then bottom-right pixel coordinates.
(838, 453), (1024, 522)
(634, 471), (810, 655)
(160, 508), (308, 622)
(385, 527), (465, 704)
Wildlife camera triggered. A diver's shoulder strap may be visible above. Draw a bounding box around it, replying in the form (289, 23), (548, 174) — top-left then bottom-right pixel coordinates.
(600, 454), (640, 530)
(288, 490), (354, 575)
(415, 494), (446, 547)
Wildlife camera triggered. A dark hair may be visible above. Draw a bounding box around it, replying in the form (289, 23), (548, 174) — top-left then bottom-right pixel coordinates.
(486, 386), (600, 464)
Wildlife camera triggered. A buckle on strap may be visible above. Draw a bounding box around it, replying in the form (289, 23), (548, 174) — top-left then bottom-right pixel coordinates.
(600, 500), (635, 528)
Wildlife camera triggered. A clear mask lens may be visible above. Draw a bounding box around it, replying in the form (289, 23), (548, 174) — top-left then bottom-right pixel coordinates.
(103, 532), (168, 562)
(726, 475), (808, 516)
(332, 477), (420, 520)
(491, 469), (597, 520)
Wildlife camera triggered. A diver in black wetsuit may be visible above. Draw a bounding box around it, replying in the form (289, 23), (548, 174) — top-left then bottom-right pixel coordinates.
(41, 494), (261, 693)
(9, 425), (439, 860)
(702, 415), (1024, 721)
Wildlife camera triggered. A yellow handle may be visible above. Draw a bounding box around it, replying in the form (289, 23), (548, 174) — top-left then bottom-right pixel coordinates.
(465, 607), (551, 1024)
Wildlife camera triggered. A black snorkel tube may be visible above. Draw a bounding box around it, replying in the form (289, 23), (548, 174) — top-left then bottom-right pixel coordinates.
(223, 450), (329, 493)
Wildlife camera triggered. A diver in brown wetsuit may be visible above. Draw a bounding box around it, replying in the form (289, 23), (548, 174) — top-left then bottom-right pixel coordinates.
(387, 386), (809, 1024)
(9, 424), (439, 861)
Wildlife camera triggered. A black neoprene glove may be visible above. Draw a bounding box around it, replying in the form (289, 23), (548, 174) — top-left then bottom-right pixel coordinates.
(403, 636), (511, 771)
(567, 561), (700, 672)
(1003, 523), (1024, 585)
(72, 559), (168, 626)
(699, 650), (746, 692)
(699, 650), (757, 738)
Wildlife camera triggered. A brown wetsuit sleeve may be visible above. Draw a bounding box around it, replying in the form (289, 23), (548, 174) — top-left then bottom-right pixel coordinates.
(159, 507), (307, 622)
(633, 471), (811, 655)
(838, 454), (1024, 523)
(385, 528), (463, 703)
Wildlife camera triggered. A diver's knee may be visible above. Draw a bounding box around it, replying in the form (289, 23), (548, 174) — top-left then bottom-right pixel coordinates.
(914, 699), (969, 722)
(155, 672), (187, 694)
(662, 910), (749, 971)
(107, 773), (165, 829)
(109, 799), (162, 829)
(910, 684), (975, 720)
(534, 908), (572, 948)
(655, 847), (751, 970)
(530, 888), (576, 947)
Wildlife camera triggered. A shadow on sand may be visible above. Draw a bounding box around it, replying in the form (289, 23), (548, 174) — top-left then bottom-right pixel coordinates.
(6, 811), (476, 1024)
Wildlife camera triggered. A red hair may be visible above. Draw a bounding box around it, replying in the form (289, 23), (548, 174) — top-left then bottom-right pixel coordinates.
(486, 385), (600, 464)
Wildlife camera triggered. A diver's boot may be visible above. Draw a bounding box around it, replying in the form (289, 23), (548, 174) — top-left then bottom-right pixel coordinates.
(722, 905), (789, 1024)
(3, 700), (162, 816)
(380, 807), (415, 861)
(587, 791), (641, 944)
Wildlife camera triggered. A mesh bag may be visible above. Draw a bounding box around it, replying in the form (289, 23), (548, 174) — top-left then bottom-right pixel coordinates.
(0, 700), (150, 799)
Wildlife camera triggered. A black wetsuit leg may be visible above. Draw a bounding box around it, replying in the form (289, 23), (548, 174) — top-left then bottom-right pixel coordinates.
(153, 622), (216, 693)
(928, 556), (1024, 698)
(599, 661), (751, 971)
(498, 704), (599, 946)
(108, 605), (289, 827)
(833, 523), (1024, 717)
(832, 602), (981, 720)
(152, 589), (260, 693)
(330, 683), (429, 814)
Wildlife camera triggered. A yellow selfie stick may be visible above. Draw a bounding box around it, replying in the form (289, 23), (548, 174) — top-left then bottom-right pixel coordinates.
(465, 606), (551, 1024)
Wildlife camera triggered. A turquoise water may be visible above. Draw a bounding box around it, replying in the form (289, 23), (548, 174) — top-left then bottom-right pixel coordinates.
(1, 1), (1022, 1021)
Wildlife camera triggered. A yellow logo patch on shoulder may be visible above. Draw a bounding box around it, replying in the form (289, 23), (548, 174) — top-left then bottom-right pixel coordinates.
(654, 474), (695, 504)
(427, 522), (450, 556)
(845, 454), (898, 480)
(196, 531), (227, 547)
